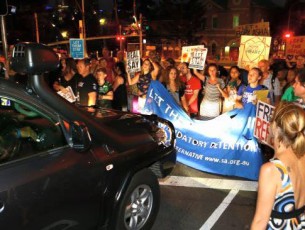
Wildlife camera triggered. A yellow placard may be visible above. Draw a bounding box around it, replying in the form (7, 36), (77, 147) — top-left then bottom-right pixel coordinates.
(238, 35), (271, 70)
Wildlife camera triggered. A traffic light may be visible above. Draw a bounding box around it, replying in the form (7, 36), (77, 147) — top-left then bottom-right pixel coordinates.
(0, 0), (8, 16)
(284, 32), (292, 39)
(116, 36), (125, 41)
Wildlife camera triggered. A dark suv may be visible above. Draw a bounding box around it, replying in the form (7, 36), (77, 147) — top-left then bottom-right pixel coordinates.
(0, 43), (176, 230)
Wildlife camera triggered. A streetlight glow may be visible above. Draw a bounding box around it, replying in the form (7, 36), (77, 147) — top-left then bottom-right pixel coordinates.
(61, 31), (68, 38)
(99, 18), (106, 26)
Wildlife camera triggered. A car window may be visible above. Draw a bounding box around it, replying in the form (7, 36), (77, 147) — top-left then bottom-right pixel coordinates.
(0, 96), (67, 163)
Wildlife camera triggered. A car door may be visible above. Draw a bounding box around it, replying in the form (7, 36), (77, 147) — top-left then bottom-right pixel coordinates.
(0, 96), (106, 230)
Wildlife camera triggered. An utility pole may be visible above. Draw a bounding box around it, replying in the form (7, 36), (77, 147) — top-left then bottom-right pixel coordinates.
(139, 14), (143, 57)
(1, 16), (9, 79)
(81, 0), (87, 57)
(133, 0), (143, 56)
(76, 0), (87, 56)
(34, 13), (39, 43)
(119, 25), (123, 51)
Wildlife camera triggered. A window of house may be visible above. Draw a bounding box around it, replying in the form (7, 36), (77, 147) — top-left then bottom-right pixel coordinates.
(233, 15), (239, 28)
(212, 16), (218, 29)
(201, 17), (207, 29)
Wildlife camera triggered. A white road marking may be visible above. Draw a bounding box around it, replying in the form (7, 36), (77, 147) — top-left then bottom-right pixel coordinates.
(200, 189), (239, 230)
(159, 176), (258, 229)
(159, 176), (258, 191)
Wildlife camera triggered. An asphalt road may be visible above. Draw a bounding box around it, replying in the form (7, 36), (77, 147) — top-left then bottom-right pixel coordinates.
(152, 163), (258, 230)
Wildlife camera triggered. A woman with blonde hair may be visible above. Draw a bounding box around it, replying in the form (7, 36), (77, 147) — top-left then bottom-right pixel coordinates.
(251, 101), (305, 229)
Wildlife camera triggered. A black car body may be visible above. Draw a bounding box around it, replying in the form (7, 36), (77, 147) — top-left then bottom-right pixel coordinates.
(0, 43), (176, 230)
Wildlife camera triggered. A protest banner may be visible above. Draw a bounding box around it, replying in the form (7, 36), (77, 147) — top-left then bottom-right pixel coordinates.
(126, 50), (141, 73)
(69, 39), (84, 59)
(189, 48), (208, 70)
(144, 81), (263, 180)
(285, 36), (305, 62)
(238, 35), (272, 70)
(254, 100), (274, 148)
(181, 45), (205, 63)
(235, 22), (270, 37)
(57, 86), (77, 103)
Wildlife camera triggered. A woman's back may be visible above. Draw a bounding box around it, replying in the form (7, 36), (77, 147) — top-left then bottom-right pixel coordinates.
(290, 158), (305, 209)
(268, 158), (305, 229)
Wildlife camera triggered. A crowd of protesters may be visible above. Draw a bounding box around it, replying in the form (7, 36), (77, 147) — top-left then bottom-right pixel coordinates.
(21, 46), (304, 120)
(46, 49), (305, 229)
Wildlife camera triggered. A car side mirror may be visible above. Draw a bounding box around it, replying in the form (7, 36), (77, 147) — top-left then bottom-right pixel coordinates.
(70, 121), (92, 152)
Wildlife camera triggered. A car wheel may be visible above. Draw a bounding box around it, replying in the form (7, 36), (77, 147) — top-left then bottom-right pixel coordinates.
(116, 168), (160, 230)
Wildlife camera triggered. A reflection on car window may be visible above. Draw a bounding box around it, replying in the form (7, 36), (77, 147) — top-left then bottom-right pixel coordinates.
(0, 97), (67, 163)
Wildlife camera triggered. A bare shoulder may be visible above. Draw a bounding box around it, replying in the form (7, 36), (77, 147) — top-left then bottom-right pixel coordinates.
(259, 162), (279, 179)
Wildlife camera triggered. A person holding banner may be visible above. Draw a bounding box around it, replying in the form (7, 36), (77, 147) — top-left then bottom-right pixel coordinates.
(235, 67), (270, 108)
(193, 63), (227, 119)
(223, 66), (243, 113)
(163, 66), (188, 113)
(251, 101), (305, 229)
(179, 62), (201, 118)
(127, 58), (159, 113)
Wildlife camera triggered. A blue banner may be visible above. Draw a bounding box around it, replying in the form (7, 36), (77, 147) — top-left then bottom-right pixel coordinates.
(144, 81), (263, 180)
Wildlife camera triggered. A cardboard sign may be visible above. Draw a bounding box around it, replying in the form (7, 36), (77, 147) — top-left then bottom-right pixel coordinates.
(238, 35), (271, 70)
(181, 45), (205, 63)
(254, 100), (275, 148)
(285, 36), (305, 62)
(253, 90), (269, 103)
(127, 50), (141, 73)
(69, 39), (84, 59)
(189, 48), (208, 70)
(57, 86), (77, 103)
(235, 22), (270, 37)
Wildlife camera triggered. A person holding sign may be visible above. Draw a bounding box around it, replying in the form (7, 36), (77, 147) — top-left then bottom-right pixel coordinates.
(53, 58), (78, 95)
(235, 67), (270, 108)
(127, 58), (159, 113)
(251, 101), (305, 229)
